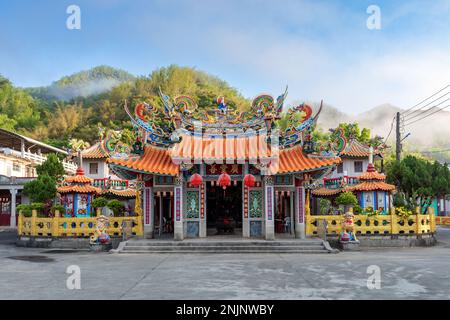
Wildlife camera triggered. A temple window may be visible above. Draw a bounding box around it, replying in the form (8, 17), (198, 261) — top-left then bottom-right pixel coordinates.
(337, 163), (344, 174)
(12, 161), (20, 172)
(89, 162), (99, 174)
(354, 161), (363, 173)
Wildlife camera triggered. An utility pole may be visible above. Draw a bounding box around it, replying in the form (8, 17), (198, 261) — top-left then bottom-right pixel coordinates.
(395, 112), (401, 161)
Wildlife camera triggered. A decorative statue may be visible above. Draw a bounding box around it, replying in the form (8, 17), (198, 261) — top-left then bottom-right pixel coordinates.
(217, 96), (227, 114)
(340, 211), (357, 242)
(90, 215), (111, 245)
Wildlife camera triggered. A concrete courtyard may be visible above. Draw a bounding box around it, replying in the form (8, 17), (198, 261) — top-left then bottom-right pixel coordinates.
(1, 227), (450, 299)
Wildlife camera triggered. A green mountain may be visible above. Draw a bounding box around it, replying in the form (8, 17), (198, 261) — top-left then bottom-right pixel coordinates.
(25, 65), (136, 101)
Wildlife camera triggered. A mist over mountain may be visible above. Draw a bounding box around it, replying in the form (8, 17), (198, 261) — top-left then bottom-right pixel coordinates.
(309, 102), (450, 151)
(25, 65), (135, 100)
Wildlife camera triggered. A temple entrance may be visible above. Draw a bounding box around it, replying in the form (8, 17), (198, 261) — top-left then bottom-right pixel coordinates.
(153, 192), (174, 238)
(206, 181), (242, 236)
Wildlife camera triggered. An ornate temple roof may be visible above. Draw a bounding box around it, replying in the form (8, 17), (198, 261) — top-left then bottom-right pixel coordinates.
(348, 181), (395, 192)
(170, 133), (272, 163)
(101, 188), (136, 198)
(340, 139), (382, 158)
(58, 167), (101, 194)
(107, 88), (344, 178)
(348, 163), (395, 192)
(108, 145), (179, 176)
(80, 142), (109, 159)
(311, 187), (344, 197)
(270, 145), (341, 174)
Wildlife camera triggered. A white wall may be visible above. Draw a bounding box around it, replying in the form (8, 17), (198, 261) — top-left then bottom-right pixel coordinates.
(82, 159), (119, 180)
(329, 158), (370, 179)
(0, 155), (35, 177)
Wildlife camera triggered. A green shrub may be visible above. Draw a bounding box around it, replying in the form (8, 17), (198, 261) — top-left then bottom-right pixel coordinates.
(30, 202), (45, 212)
(319, 198), (331, 215)
(107, 199), (125, 216)
(17, 204), (32, 217)
(353, 205), (363, 214)
(335, 191), (358, 206)
(51, 204), (66, 215)
(92, 197), (108, 209)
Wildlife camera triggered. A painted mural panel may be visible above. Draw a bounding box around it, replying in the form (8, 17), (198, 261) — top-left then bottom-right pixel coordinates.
(186, 190), (200, 218)
(77, 193), (89, 216)
(249, 190), (263, 218)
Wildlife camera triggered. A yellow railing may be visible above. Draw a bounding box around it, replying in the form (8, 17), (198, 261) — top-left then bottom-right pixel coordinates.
(306, 207), (436, 236)
(17, 210), (143, 237)
(436, 216), (450, 226)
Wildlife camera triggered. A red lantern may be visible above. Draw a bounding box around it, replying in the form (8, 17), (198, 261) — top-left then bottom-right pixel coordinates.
(218, 173), (231, 190)
(189, 173), (203, 188)
(244, 174), (256, 188)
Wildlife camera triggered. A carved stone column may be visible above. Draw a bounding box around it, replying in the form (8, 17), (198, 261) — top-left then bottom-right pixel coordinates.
(174, 175), (184, 241)
(264, 176), (275, 240)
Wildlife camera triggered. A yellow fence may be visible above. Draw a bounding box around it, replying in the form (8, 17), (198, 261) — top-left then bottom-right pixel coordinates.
(17, 210), (143, 237)
(306, 207), (436, 236)
(436, 216), (450, 226)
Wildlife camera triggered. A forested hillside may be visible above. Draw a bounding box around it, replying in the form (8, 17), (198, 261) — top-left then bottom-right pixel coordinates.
(0, 65), (249, 149)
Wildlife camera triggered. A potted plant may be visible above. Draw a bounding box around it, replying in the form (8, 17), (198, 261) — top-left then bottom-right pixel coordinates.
(319, 198), (331, 215)
(335, 191), (358, 213)
(91, 197), (109, 216)
(107, 199), (126, 217)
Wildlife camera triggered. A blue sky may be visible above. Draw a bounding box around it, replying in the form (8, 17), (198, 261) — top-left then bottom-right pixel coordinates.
(1, 0), (449, 114)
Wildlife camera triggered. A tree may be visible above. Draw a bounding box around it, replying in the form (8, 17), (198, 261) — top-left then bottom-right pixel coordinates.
(23, 174), (57, 203)
(36, 153), (65, 181)
(386, 155), (450, 213)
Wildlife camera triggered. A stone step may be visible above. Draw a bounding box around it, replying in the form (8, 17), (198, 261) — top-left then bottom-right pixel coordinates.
(123, 245), (326, 251)
(125, 240), (324, 247)
(120, 249), (330, 254)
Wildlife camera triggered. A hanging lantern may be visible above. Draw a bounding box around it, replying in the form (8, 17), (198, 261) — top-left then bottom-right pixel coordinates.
(189, 173), (203, 188)
(244, 174), (256, 188)
(218, 173), (231, 190)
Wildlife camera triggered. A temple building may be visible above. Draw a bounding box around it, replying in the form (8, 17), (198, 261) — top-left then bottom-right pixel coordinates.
(107, 90), (342, 240)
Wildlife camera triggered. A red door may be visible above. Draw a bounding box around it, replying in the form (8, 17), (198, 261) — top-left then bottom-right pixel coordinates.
(0, 193), (11, 226)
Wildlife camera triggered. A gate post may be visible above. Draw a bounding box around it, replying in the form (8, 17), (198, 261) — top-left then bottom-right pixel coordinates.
(174, 175), (184, 241)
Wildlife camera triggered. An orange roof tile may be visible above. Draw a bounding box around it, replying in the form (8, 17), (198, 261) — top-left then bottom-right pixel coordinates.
(341, 139), (381, 158)
(348, 181), (395, 192)
(170, 134), (271, 161)
(269, 145), (341, 174)
(357, 163), (386, 181)
(311, 187), (342, 196)
(57, 185), (101, 194)
(65, 175), (93, 183)
(108, 146), (179, 176)
(102, 188), (136, 198)
(80, 142), (109, 159)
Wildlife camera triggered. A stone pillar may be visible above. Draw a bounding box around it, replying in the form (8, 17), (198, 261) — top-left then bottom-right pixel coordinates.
(9, 188), (17, 228)
(174, 175), (184, 241)
(264, 176), (275, 240)
(199, 182), (206, 238)
(295, 185), (306, 239)
(143, 181), (154, 238)
(242, 184), (250, 237)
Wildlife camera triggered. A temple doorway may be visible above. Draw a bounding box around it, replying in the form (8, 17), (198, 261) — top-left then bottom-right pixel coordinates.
(153, 192), (174, 238)
(206, 181), (242, 236)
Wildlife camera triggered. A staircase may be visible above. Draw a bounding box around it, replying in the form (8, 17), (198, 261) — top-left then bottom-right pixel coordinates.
(114, 238), (338, 254)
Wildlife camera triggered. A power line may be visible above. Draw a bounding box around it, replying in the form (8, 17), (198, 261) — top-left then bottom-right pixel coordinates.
(384, 116), (395, 144)
(404, 104), (450, 127)
(401, 85), (450, 117)
(402, 97), (450, 123)
(401, 92), (450, 121)
(420, 149), (450, 153)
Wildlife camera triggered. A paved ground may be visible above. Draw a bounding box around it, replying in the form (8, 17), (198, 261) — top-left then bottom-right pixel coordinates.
(1, 227), (450, 299)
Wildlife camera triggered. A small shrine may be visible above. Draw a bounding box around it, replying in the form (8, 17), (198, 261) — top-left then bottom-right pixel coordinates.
(57, 167), (101, 217)
(348, 163), (396, 214)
